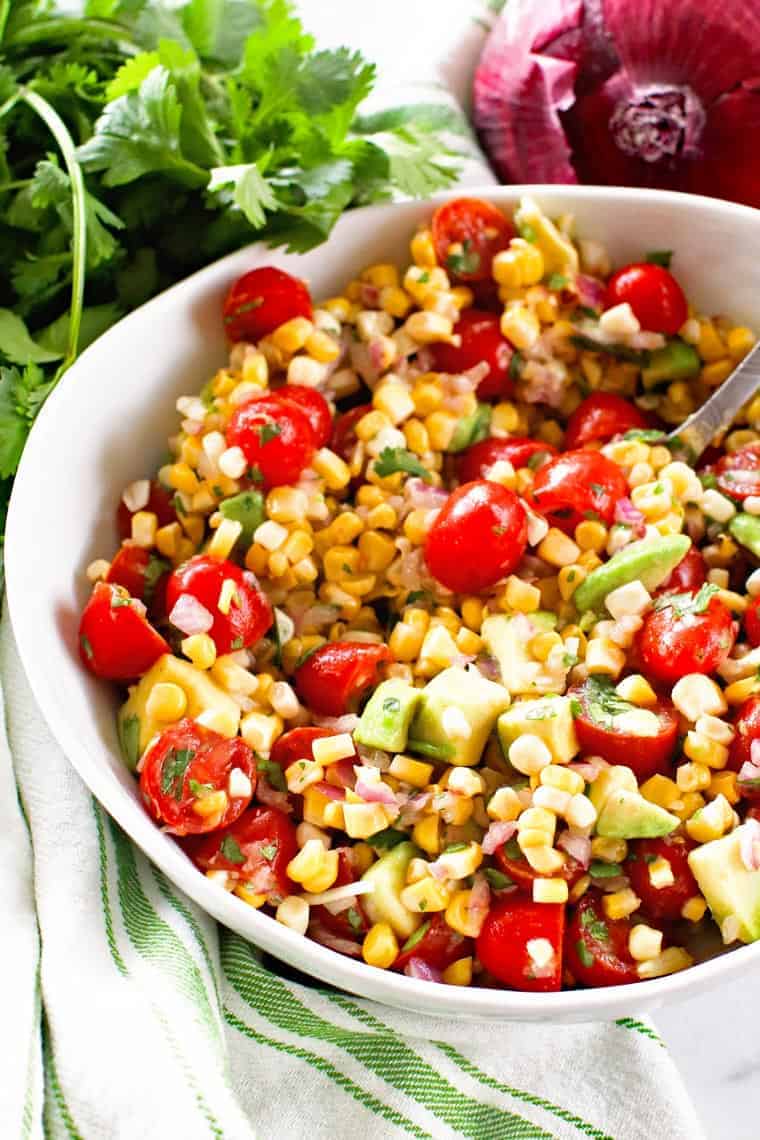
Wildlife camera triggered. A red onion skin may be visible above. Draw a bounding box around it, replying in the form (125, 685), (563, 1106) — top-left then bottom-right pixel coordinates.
(474, 0), (760, 210)
(403, 958), (443, 983)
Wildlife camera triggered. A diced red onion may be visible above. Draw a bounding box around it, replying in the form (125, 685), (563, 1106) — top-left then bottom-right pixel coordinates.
(557, 831), (591, 869)
(575, 273), (606, 312)
(482, 820), (518, 855)
(326, 758), (357, 790)
(314, 781), (346, 802)
(470, 873), (491, 912)
(429, 860), (449, 882)
(750, 739), (760, 767)
(738, 760), (760, 786)
(405, 478), (449, 510)
(313, 714), (360, 733)
(397, 792), (432, 826)
(295, 604), (339, 635)
(569, 757), (609, 781)
(614, 497), (646, 538)
(740, 820), (760, 871)
(255, 775), (293, 813)
(360, 283), (380, 308)
(357, 745), (393, 771)
(308, 922), (362, 957)
(354, 778), (398, 806)
(169, 593), (214, 635)
(599, 876), (630, 893)
(475, 654), (500, 682)
(404, 958), (443, 983)
(242, 863), (278, 896)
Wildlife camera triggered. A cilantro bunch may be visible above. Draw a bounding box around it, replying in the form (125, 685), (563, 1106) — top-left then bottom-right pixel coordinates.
(0, 0), (462, 571)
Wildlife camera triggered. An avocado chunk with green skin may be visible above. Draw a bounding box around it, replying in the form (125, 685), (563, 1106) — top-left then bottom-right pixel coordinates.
(688, 825), (760, 942)
(219, 490), (265, 549)
(447, 403), (492, 453)
(481, 612), (558, 695)
(573, 534), (691, 615)
(729, 513), (760, 559)
(596, 788), (679, 839)
(361, 841), (422, 939)
(641, 338), (700, 388)
(407, 665), (510, 767)
(498, 695), (579, 766)
(354, 678), (422, 754)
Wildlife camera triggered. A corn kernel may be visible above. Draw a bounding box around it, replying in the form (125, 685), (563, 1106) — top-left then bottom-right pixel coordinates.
(410, 229), (437, 267)
(523, 845), (565, 875)
(343, 802), (390, 839)
(628, 924), (663, 962)
(312, 448), (351, 491)
(399, 877), (450, 913)
(500, 303), (540, 351)
(640, 774), (681, 810)
(509, 735), (553, 777)
(285, 758), (323, 794)
(362, 922), (399, 969)
(131, 510), (158, 548)
(234, 885), (267, 908)
(181, 633), (217, 670)
(681, 897), (708, 923)
(590, 836), (628, 863)
(412, 815), (441, 856)
(192, 789), (228, 820)
(442, 957), (473, 986)
(685, 794), (734, 843)
(676, 761), (711, 793)
(637, 947), (693, 979)
(603, 888), (640, 921)
(312, 733), (355, 766)
(727, 326), (755, 361)
(486, 786), (523, 822)
(540, 765), (584, 796)
(538, 528), (581, 568)
(156, 522), (182, 560)
(533, 878), (569, 904)
(707, 770), (739, 805)
(502, 576), (541, 613)
(271, 316), (313, 354)
(683, 731), (729, 770)
(615, 674), (658, 706)
(373, 379), (415, 425)
(389, 754), (434, 788)
(146, 682), (187, 722)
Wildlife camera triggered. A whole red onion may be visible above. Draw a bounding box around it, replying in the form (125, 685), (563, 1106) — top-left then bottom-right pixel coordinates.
(474, 0), (760, 208)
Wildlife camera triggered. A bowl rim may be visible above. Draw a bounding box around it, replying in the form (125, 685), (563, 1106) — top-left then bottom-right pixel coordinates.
(8, 182), (760, 1020)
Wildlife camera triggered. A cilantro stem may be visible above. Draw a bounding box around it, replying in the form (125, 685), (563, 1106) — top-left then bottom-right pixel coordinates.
(5, 18), (138, 52)
(21, 89), (86, 373)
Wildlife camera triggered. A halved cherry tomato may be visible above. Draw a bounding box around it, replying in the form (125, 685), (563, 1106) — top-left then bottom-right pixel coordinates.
(531, 450), (628, 534)
(431, 197), (514, 283)
(604, 263), (687, 335)
(429, 310), (514, 399)
(656, 545), (707, 595)
(331, 404), (371, 461)
(728, 696), (760, 801)
(165, 554), (273, 655)
(79, 582), (169, 680)
(494, 836), (585, 892)
(192, 806), (298, 901)
(223, 266), (312, 344)
(424, 480), (528, 594)
(226, 393), (316, 488)
(271, 385), (332, 448)
(294, 641), (393, 717)
(569, 676), (678, 782)
(457, 437), (556, 484)
(140, 719), (256, 835)
(636, 589), (736, 685)
(270, 727), (342, 768)
(715, 443), (760, 502)
(625, 835), (698, 922)
(564, 891), (639, 987)
(106, 544), (169, 605)
(394, 914), (471, 974)
(563, 392), (647, 450)
(312, 847), (369, 942)
(117, 480), (176, 540)
(477, 898), (564, 992)
(745, 597), (760, 647)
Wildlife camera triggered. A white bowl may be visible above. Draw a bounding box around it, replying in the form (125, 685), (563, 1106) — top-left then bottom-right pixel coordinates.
(7, 185), (760, 1022)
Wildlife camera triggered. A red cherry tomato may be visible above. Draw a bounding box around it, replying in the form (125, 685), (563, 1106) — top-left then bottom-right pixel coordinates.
(193, 806), (298, 901)
(530, 450), (628, 535)
(569, 678), (678, 782)
(457, 437), (556, 484)
(106, 544), (169, 606)
(270, 727), (345, 768)
(78, 582), (169, 680)
(140, 720), (256, 836)
(604, 263), (687, 335)
(424, 480), (528, 594)
(563, 392), (647, 450)
(715, 443), (760, 502)
(294, 641), (393, 717)
(331, 404), (371, 461)
(431, 197), (515, 283)
(728, 696), (760, 800)
(222, 266), (312, 344)
(166, 555), (273, 655)
(394, 914), (472, 974)
(494, 836), (585, 892)
(428, 310), (514, 399)
(745, 597), (760, 647)
(117, 480), (176, 541)
(226, 393), (316, 489)
(564, 891), (639, 987)
(625, 835), (698, 922)
(656, 545), (707, 595)
(636, 590), (736, 685)
(271, 385), (332, 448)
(477, 897), (564, 992)
(312, 848), (369, 942)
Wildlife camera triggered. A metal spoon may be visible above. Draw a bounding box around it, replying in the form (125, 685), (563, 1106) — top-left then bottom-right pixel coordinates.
(668, 339), (760, 460)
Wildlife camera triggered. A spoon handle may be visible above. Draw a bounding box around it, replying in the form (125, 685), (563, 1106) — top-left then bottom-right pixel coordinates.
(668, 340), (760, 459)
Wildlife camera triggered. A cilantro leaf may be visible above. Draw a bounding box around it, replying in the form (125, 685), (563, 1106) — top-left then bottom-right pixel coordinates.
(220, 835), (246, 864)
(373, 446), (432, 483)
(645, 250), (673, 269)
(160, 747), (195, 801)
(653, 582), (719, 618)
(0, 310), (63, 365)
(208, 163), (278, 229)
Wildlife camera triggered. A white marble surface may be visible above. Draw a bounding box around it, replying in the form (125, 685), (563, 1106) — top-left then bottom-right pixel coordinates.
(654, 972), (760, 1138)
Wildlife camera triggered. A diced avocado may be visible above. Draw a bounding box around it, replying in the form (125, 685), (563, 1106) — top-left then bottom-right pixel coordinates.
(514, 196), (579, 274)
(219, 490), (265, 548)
(642, 339), (700, 388)
(447, 403), (492, 453)
(407, 665), (510, 767)
(588, 765), (638, 814)
(688, 825), (760, 942)
(361, 841), (421, 939)
(354, 679), (422, 753)
(497, 695), (579, 766)
(481, 612), (558, 696)
(596, 789), (679, 839)
(729, 513), (760, 559)
(118, 654), (241, 764)
(573, 535), (691, 615)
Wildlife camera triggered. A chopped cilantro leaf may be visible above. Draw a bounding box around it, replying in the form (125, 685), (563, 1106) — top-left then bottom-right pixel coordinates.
(117, 714), (141, 770)
(368, 827), (407, 850)
(546, 273), (568, 290)
(257, 757), (286, 792)
(256, 420), (283, 446)
(401, 919), (431, 953)
(259, 842), (278, 862)
(347, 907), (363, 933)
(576, 940), (595, 968)
(589, 861), (623, 879)
(580, 907), (609, 943)
(373, 446), (432, 483)
(484, 868), (513, 889)
(518, 223), (537, 243)
(405, 589), (433, 606)
(645, 250), (673, 269)
(508, 351), (524, 381)
(446, 238), (481, 276)
(188, 778), (215, 797)
(160, 747), (195, 801)
(220, 836), (246, 865)
(382, 696), (401, 713)
(80, 633), (94, 660)
(653, 582), (719, 619)
(442, 842), (468, 854)
(623, 429), (667, 443)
